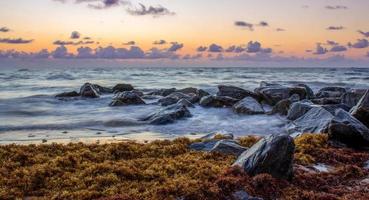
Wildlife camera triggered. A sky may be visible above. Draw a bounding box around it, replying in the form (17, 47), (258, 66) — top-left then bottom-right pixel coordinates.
(0, 0), (368, 67)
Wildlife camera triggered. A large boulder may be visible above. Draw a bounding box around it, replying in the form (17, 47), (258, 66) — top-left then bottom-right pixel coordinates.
(217, 85), (258, 100)
(147, 88), (176, 96)
(315, 87), (346, 98)
(177, 87), (210, 100)
(341, 89), (367, 108)
(158, 92), (196, 106)
(199, 95), (239, 108)
(80, 83), (100, 98)
(233, 134), (295, 180)
(328, 109), (369, 148)
(109, 91), (145, 106)
(140, 103), (191, 125)
(350, 89), (369, 128)
(233, 97), (264, 115)
(55, 91), (79, 98)
(270, 94), (300, 115)
(254, 82), (307, 106)
(112, 83), (134, 93)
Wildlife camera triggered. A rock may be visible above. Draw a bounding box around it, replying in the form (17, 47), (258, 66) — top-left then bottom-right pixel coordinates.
(311, 97), (341, 105)
(158, 92), (196, 106)
(232, 190), (263, 200)
(210, 140), (248, 156)
(80, 83), (100, 98)
(140, 103), (192, 125)
(201, 132), (234, 140)
(286, 107), (334, 136)
(93, 84), (113, 93)
(55, 91), (79, 98)
(341, 89), (367, 108)
(109, 91), (145, 106)
(321, 104), (350, 114)
(147, 88), (176, 96)
(233, 97), (265, 115)
(217, 85), (258, 100)
(296, 83), (314, 99)
(287, 100), (315, 121)
(270, 94), (300, 115)
(328, 109), (369, 148)
(189, 140), (218, 151)
(177, 87), (210, 99)
(254, 83), (307, 106)
(199, 95), (239, 108)
(315, 87), (346, 98)
(233, 134), (295, 180)
(177, 99), (194, 107)
(112, 83), (134, 93)
(350, 90), (369, 128)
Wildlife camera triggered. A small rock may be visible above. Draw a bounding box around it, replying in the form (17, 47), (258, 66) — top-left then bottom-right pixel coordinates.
(140, 103), (192, 125)
(217, 85), (259, 100)
(42, 139), (47, 143)
(55, 91), (79, 98)
(210, 140), (248, 156)
(147, 88), (176, 96)
(109, 91), (145, 106)
(233, 97), (264, 115)
(112, 83), (134, 93)
(199, 95), (239, 108)
(80, 83), (100, 98)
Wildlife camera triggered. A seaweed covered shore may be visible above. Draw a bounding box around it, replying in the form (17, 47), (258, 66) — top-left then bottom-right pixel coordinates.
(1, 134), (368, 200)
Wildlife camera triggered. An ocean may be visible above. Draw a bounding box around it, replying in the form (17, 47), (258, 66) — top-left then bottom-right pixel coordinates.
(1, 67), (369, 144)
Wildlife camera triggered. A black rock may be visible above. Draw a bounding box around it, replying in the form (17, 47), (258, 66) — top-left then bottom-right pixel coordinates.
(233, 97), (265, 114)
(147, 88), (176, 96)
(140, 103), (192, 125)
(112, 83), (134, 93)
(311, 97), (342, 105)
(93, 84), (113, 93)
(217, 85), (259, 100)
(55, 91), (79, 98)
(233, 134), (295, 180)
(341, 89), (367, 108)
(350, 89), (369, 128)
(158, 92), (196, 106)
(80, 83), (100, 98)
(270, 94), (300, 115)
(315, 87), (346, 98)
(199, 95), (239, 108)
(109, 91), (145, 106)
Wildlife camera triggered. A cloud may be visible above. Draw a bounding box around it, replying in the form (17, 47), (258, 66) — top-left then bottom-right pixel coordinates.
(32, 49), (50, 58)
(313, 43), (328, 55)
(327, 26), (344, 31)
(53, 40), (94, 45)
(76, 46), (95, 58)
(330, 45), (347, 52)
(358, 30), (369, 38)
(88, 0), (128, 9)
(367, 52), (369, 57)
(208, 44), (223, 52)
(182, 53), (202, 60)
(348, 39), (369, 49)
(258, 21), (269, 27)
(0, 38), (33, 44)
(83, 37), (91, 40)
(127, 3), (175, 17)
(167, 42), (183, 52)
(326, 40), (339, 46)
(123, 41), (135, 45)
(276, 28), (285, 32)
(246, 41), (261, 53)
(70, 31), (80, 39)
(0, 27), (10, 32)
(145, 47), (179, 59)
(225, 45), (245, 53)
(52, 45), (73, 58)
(196, 46), (207, 52)
(153, 40), (166, 45)
(234, 21), (253, 31)
(325, 5), (348, 10)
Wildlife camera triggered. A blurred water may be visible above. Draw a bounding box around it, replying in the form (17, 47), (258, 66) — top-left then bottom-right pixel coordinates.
(0, 67), (368, 144)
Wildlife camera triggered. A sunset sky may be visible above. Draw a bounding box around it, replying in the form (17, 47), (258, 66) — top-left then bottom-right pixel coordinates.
(0, 0), (368, 66)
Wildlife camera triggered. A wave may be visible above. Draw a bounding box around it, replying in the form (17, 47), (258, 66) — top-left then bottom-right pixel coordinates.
(46, 73), (75, 80)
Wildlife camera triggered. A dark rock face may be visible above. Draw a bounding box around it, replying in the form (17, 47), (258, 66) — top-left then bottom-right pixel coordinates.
(199, 95), (239, 108)
(217, 85), (258, 100)
(140, 103), (192, 125)
(177, 98), (194, 107)
(158, 92), (196, 106)
(55, 91), (79, 98)
(147, 88), (176, 96)
(296, 83), (314, 99)
(233, 97), (264, 115)
(200, 133), (234, 140)
(350, 90), (369, 128)
(341, 89), (367, 108)
(270, 94), (300, 115)
(328, 109), (369, 148)
(189, 139), (247, 156)
(93, 84), (113, 93)
(112, 84), (134, 93)
(177, 87), (210, 100)
(315, 87), (346, 98)
(254, 83), (307, 106)
(233, 134), (295, 180)
(80, 83), (100, 98)
(311, 97), (342, 105)
(109, 91), (145, 106)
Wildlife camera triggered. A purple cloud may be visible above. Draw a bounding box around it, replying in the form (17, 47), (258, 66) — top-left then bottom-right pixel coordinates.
(348, 39), (369, 49)
(153, 40), (166, 45)
(168, 42), (183, 52)
(196, 46), (207, 52)
(0, 38), (33, 44)
(327, 26), (344, 31)
(127, 4), (175, 17)
(330, 45), (347, 52)
(276, 28), (285, 32)
(325, 5), (348, 10)
(145, 48), (179, 59)
(358, 30), (369, 38)
(208, 44), (223, 52)
(53, 40), (94, 45)
(258, 21), (269, 27)
(52, 45), (73, 58)
(0, 27), (10, 32)
(246, 41), (261, 53)
(313, 44), (328, 55)
(234, 21), (253, 31)
(70, 31), (80, 39)
(123, 41), (135, 45)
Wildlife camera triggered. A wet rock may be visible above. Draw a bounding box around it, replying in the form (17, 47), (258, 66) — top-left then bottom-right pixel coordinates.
(199, 95), (239, 108)
(233, 134), (295, 180)
(140, 103), (192, 125)
(311, 97), (342, 105)
(321, 104), (350, 113)
(254, 82), (307, 106)
(315, 87), (346, 98)
(112, 83), (134, 93)
(177, 87), (210, 99)
(217, 85), (258, 100)
(270, 94), (300, 115)
(201, 132), (234, 140)
(177, 98), (194, 107)
(296, 83), (314, 99)
(189, 140), (218, 151)
(328, 109), (369, 148)
(232, 190), (263, 200)
(93, 84), (113, 93)
(341, 89), (367, 108)
(233, 97), (265, 115)
(80, 83), (100, 98)
(210, 140), (248, 156)
(109, 91), (145, 106)
(350, 90), (369, 128)
(147, 88), (176, 96)
(55, 91), (79, 98)
(158, 92), (196, 106)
